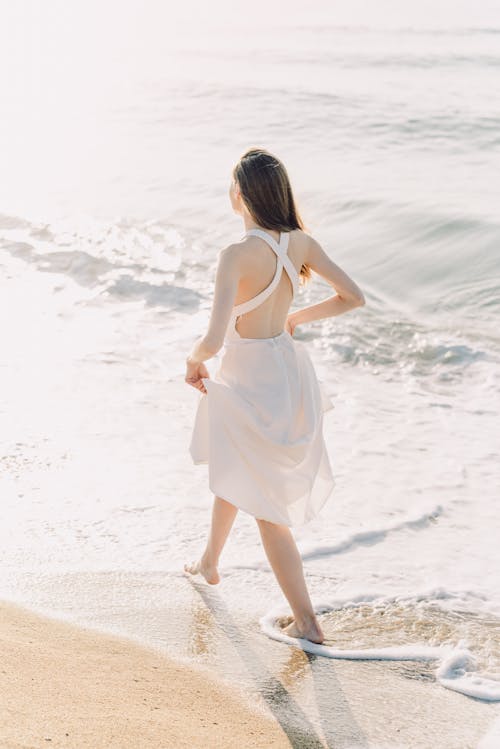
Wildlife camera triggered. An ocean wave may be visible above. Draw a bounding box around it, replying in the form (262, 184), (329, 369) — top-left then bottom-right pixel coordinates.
(315, 308), (497, 386)
(329, 201), (500, 320)
(0, 214), (208, 311)
(224, 503), (445, 573)
(2, 207), (498, 381)
(260, 594), (500, 701)
(299, 503), (444, 559)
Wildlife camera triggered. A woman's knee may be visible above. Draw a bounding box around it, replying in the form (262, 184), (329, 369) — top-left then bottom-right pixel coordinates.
(256, 516), (287, 532)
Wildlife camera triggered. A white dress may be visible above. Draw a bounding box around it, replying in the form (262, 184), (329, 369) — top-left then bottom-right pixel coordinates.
(189, 228), (335, 527)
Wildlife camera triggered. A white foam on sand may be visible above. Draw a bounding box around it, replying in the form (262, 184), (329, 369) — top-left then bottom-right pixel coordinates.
(260, 599), (500, 702)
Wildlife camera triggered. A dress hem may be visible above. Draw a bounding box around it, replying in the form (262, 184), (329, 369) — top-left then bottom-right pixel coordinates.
(208, 489), (296, 527)
(205, 477), (335, 528)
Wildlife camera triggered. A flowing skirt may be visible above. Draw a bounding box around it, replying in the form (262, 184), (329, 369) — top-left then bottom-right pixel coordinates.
(189, 330), (335, 527)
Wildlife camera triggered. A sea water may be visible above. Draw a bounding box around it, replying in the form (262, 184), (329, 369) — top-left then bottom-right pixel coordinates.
(0, 0), (499, 718)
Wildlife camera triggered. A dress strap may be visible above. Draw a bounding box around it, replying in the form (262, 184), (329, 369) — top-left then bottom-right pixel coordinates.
(244, 229), (300, 297)
(231, 230), (300, 318)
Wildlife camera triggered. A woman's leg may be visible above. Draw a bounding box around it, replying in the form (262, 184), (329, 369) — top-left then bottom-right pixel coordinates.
(184, 496), (238, 584)
(256, 518), (324, 643)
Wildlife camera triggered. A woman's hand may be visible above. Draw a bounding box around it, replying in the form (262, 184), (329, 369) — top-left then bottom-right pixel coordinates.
(285, 315), (298, 337)
(185, 358), (210, 394)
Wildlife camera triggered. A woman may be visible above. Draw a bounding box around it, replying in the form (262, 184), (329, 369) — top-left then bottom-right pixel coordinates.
(184, 147), (365, 644)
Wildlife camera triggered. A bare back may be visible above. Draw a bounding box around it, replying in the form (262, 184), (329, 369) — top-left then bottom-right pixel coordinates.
(233, 229), (308, 339)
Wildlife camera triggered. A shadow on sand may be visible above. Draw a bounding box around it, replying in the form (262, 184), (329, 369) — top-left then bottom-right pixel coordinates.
(187, 577), (369, 749)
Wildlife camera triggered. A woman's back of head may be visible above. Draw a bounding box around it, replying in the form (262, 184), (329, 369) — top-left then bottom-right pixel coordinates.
(233, 147), (312, 283)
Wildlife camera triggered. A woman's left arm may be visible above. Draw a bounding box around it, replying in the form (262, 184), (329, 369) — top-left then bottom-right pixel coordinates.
(185, 246), (240, 391)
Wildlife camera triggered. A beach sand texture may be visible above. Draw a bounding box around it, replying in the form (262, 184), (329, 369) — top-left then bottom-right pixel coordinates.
(1, 598), (498, 749)
(0, 600), (290, 749)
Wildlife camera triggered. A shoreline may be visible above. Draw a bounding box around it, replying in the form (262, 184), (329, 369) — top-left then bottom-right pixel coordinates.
(1, 592), (499, 749)
(0, 598), (290, 749)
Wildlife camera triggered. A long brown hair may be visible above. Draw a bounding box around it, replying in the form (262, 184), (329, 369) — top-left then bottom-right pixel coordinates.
(232, 147), (312, 284)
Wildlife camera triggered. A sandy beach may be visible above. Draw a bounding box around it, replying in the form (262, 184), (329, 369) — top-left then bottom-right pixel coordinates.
(0, 599), (290, 749)
(1, 595), (499, 749)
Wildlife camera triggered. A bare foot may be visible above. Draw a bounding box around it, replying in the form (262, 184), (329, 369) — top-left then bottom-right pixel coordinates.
(281, 616), (324, 644)
(183, 556), (220, 585)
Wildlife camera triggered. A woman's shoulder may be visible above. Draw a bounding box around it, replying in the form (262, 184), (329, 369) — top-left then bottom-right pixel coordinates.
(236, 227), (311, 245)
(221, 227), (313, 259)
(290, 227), (313, 245)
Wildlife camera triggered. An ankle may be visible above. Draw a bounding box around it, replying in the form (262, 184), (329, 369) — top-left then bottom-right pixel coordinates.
(201, 550), (218, 567)
(295, 612), (319, 630)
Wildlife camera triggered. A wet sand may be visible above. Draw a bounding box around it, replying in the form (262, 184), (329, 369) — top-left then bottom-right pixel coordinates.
(1, 580), (499, 749)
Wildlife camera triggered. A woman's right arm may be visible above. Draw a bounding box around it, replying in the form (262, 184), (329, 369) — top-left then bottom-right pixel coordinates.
(288, 235), (365, 331)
